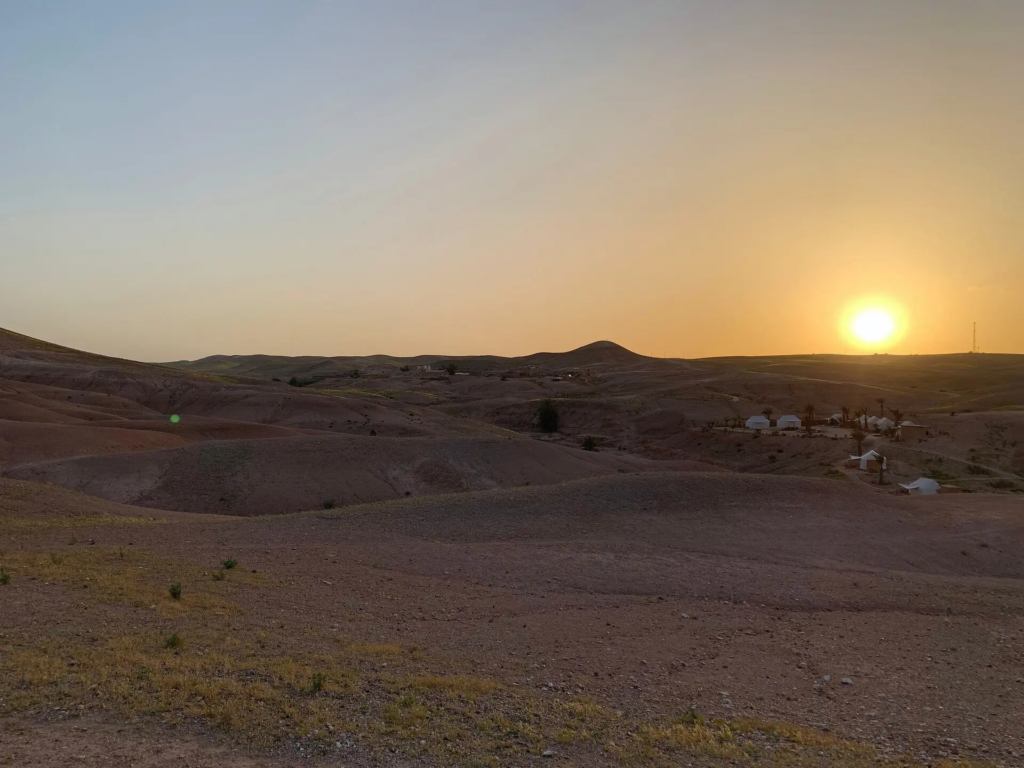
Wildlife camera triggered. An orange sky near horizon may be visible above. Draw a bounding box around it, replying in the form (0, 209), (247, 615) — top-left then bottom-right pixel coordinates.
(2, 2), (1022, 361)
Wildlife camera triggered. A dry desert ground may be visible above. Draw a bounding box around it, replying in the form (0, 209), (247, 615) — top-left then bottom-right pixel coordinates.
(2, 328), (1023, 767)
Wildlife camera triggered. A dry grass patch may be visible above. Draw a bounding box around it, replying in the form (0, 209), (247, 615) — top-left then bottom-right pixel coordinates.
(406, 674), (500, 697)
(0, 548), (244, 617)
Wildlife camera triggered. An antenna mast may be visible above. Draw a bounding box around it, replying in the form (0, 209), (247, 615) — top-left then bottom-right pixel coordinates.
(973, 322), (977, 353)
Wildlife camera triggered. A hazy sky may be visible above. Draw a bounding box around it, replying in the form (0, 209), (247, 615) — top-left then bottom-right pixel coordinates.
(2, 1), (1022, 361)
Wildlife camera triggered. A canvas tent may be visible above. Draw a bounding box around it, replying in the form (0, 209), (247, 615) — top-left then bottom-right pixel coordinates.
(900, 477), (940, 495)
(828, 413), (844, 425)
(745, 415), (770, 430)
(876, 417), (895, 431)
(850, 450), (887, 471)
(776, 415), (801, 430)
(900, 422), (927, 440)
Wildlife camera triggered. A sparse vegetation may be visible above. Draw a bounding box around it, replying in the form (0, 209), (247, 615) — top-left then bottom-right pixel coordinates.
(221, 558), (238, 570)
(444, 363), (458, 375)
(323, 499), (336, 509)
(581, 435), (598, 451)
(169, 582), (182, 600)
(212, 569), (227, 581)
(967, 464), (992, 475)
(164, 633), (183, 650)
(0, 568), (9, 585)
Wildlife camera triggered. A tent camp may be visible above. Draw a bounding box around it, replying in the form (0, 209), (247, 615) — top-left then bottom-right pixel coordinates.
(828, 413), (844, 426)
(900, 477), (940, 495)
(850, 450), (887, 471)
(776, 415), (802, 430)
(745, 415), (771, 430)
(876, 417), (895, 431)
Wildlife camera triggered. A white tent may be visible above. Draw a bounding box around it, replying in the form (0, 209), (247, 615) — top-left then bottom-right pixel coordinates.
(900, 477), (940, 495)
(777, 415), (802, 430)
(828, 413), (844, 425)
(849, 450), (887, 471)
(745, 415), (770, 430)
(867, 416), (880, 427)
(876, 417), (895, 430)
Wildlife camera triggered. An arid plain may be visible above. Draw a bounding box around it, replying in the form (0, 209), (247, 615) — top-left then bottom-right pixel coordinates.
(1, 327), (1023, 767)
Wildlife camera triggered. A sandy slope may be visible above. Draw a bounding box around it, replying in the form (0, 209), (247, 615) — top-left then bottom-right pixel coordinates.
(6, 435), (713, 516)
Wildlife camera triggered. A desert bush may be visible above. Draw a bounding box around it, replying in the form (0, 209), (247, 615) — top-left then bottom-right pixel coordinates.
(323, 500), (335, 510)
(169, 583), (182, 600)
(444, 363), (458, 375)
(0, 568), (9, 585)
(768, 455), (777, 463)
(399, 365), (410, 373)
(310, 672), (326, 694)
(164, 633), (182, 650)
(212, 569), (226, 581)
(537, 399), (559, 433)
(967, 464), (992, 475)
(581, 436), (598, 451)
(221, 558), (238, 570)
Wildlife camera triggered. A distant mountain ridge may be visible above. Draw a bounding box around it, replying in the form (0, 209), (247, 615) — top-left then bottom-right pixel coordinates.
(163, 340), (649, 379)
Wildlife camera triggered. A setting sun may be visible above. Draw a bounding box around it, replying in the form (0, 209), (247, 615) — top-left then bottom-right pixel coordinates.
(853, 309), (895, 344)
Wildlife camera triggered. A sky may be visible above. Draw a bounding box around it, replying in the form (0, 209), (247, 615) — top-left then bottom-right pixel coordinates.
(2, 1), (1022, 361)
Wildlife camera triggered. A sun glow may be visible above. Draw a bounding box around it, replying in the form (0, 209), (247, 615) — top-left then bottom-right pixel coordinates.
(839, 298), (906, 350)
(853, 309), (895, 344)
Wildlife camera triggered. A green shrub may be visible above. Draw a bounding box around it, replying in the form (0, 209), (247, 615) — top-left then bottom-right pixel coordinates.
(0, 568), (10, 586)
(537, 399), (559, 433)
(164, 634), (182, 650)
(323, 499), (336, 510)
(967, 464), (992, 475)
(221, 558), (238, 570)
(444, 363), (458, 376)
(310, 672), (326, 694)
(169, 583), (182, 600)
(581, 435), (598, 451)
(211, 569), (226, 581)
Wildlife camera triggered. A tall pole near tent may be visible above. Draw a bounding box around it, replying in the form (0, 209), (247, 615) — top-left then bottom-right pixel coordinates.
(973, 322), (977, 353)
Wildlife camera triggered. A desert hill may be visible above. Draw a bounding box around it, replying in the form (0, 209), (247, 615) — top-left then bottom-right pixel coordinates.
(164, 340), (648, 379)
(7, 435), (719, 516)
(3, 327), (1024, 765)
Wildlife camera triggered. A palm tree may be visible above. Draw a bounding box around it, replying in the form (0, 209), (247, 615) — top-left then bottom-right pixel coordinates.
(888, 407), (905, 440)
(876, 397), (885, 417)
(855, 407), (869, 429)
(840, 405), (851, 428)
(802, 403), (815, 433)
(762, 406), (775, 423)
(851, 426), (867, 456)
(876, 453), (887, 485)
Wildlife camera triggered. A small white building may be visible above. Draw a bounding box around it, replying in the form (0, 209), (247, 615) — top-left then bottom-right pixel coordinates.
(745, 415), (770, 430)
(850, 450), (887, 471)
(900, 477), (940, 495)
(776, 415), (802, 430)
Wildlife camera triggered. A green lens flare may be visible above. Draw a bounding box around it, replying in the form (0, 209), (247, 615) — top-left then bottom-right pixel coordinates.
(170, 415), (181, 423)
